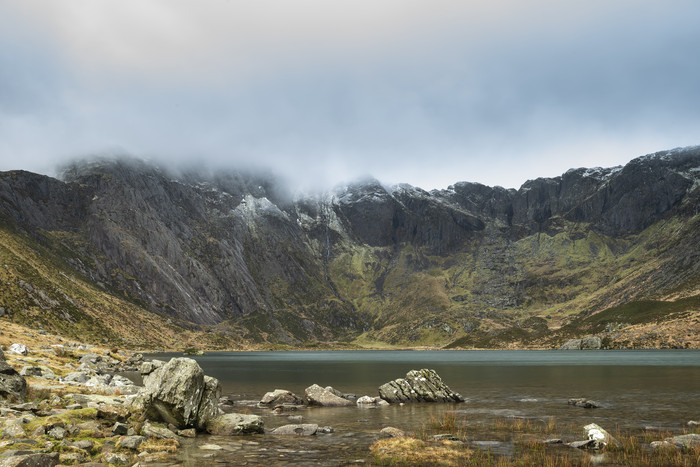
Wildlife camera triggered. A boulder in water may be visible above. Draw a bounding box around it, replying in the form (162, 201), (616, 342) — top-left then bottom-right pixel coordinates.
(260, 389), (305, 406)
(304, 384), (354, 407)
(378, 369), (464, 403)
(206, 413), (264, 435)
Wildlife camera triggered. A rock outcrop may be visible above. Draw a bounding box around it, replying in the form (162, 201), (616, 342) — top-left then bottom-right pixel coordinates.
(137, 357), (221, 430)
(378, 369), (464, 403)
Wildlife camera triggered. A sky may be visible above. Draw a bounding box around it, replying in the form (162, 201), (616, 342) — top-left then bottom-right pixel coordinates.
(1, 0), (699, 191)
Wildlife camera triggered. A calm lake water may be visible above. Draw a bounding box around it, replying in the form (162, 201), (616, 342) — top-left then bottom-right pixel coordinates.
(144, 350), (700, 466)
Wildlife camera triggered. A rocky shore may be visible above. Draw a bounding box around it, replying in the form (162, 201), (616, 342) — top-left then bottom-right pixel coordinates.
(0, 320), (472, 466)
(0, 323), (697, 466)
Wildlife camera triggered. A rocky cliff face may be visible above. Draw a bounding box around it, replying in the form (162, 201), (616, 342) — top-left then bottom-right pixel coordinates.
(0, 147), (699, 348)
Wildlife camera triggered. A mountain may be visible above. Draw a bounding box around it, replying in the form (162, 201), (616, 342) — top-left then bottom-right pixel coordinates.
(0, 147), (699, 350)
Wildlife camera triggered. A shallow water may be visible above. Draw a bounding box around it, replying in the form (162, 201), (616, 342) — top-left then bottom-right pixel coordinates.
(144, 350), (700, 465)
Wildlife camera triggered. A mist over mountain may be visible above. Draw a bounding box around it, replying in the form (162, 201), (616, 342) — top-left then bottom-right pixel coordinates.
(0, 146), (699, 349)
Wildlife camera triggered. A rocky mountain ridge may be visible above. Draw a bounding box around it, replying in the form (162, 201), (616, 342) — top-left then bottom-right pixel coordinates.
(0, 146), (699, 348)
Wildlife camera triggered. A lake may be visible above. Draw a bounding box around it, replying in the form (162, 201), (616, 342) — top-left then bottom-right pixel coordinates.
(144, 350), (700, 465)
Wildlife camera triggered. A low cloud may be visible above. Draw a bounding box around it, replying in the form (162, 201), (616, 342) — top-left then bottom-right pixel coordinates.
(1, 0), (699, 190)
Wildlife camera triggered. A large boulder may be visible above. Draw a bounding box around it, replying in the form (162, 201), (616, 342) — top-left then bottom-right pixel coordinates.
(206, 413), (264, 435)
(0, 360), (27, 401)
(378, 369), (464, 403)
(137, 357), (221, 430)
(304, 384), (354, 407)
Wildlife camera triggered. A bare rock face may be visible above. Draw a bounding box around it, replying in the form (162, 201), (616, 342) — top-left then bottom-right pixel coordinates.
(304, 384), (354, 407)
(137, 358), (221, 430)
(378, 369), (464, 403)
(0, 360), (27, 402)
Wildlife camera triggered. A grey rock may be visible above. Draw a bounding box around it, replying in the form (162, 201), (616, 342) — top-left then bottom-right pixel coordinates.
(260, 389), (305, 406)
(112, 422), (129, 435)
(62, 372), (89, 384)
(141, 421), (180, 440)
(581, 336), (602, 349)
(117, 435), (146, 450)
(304, 384), (354, 407)
(0, 361), (27, 402)
(569, 439), (599, 450)
(103, 453), (129, 465)
(658, 433), (700, 449)
(177, 428), (197, 438)
(568, 398), (600, 409)
(1, 421), (26, 438)
(139, 360), (165, 375)
(270, 424), (318, 436)
(46, 426), (66, 440)
(8, 344), (28, 356)
(18, 367), (42, 378)
(0, 452), (59, 467)
(206, 413), (264, 435)
(583, 423), (619, 448)
(379, 427), (406, 438)
(137, 357), (221, 430)
(559, 339), (582, 350)
(378, 369), (464, 403)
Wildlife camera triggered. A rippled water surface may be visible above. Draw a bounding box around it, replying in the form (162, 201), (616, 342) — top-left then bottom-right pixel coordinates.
(145, 350), (700, 465)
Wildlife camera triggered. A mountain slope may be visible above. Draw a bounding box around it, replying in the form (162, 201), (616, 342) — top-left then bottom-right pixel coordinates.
(0, 147), (699, 349)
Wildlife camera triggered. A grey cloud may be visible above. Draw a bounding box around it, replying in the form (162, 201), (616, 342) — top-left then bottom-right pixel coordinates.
(0, 1), (699, 190)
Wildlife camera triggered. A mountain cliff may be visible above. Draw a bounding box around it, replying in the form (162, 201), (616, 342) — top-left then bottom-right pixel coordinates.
(1, 147), (699, 349)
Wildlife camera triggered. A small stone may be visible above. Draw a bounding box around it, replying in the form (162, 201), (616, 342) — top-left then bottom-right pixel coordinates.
(177, 428), (197, 438)
(318, 426), (335, 434)
(117, 435), (146, 450)
(112, 422), (129, 435)
(141, 421), (180, 440)
(270, 424), (318, 436)
(71, 439), (95, 451)
(104, 452), (129, 465)
(47, 426), (67, 440)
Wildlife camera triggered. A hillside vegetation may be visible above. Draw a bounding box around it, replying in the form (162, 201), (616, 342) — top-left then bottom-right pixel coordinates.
(0, 147), (698, 349)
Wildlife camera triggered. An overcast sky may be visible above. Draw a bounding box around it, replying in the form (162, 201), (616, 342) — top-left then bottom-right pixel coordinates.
(1, 1), (699, 190)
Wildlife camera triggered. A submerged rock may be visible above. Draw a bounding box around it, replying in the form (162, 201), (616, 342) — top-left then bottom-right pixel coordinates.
(378, 369), (464, 403)
(270, 424), (318, 436)
(568, 398), (600, 408)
